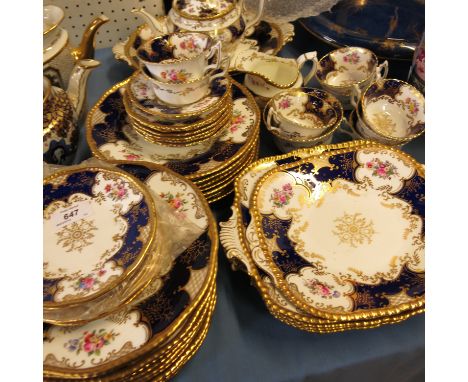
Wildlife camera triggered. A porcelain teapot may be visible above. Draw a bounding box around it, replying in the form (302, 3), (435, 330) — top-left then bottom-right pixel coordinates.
(133, 0), (265, 53)
(43, 5), (108, 90)
(43, 60), (100, 164)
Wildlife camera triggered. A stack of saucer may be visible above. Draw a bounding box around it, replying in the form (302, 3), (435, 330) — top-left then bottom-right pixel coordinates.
(87, 77), (260, 203)
(220, 140), (425, 333)
(44, 163), (218, 380)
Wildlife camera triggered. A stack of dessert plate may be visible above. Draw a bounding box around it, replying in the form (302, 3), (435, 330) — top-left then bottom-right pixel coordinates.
(87, 78), (260, 203)
(43, 162), (218, 381)
(220, 140), (425, 333)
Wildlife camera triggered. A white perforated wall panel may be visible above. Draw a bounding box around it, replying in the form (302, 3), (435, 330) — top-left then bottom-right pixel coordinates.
(44, 0), (165, 48)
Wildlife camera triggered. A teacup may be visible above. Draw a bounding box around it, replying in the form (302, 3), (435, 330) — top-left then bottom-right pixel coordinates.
(137, 32), (222, 83)
(267, 91), (337, 139)
(351, 78), (425, 144)
(244, 52), (318, 98)
(141, 66), (227, 106)
(316, 47), (388, 110)
(264, 98), (339, 153)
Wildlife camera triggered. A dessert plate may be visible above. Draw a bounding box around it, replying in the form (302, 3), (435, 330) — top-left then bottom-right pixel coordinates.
(43, 167), (156, 308)
(220, 141), (425, 330)
(44, 162), (217, 378)
(87, 79), (260, 180)
(250, 144), (425, 321)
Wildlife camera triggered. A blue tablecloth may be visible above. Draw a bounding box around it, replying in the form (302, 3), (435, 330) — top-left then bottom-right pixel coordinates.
(76, 22), (424, 382)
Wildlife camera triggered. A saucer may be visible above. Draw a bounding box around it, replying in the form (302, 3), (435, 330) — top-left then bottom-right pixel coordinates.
(43, 167), (157, 310)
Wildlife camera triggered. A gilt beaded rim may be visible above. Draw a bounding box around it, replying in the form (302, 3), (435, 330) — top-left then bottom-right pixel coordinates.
(226, 140), (424, 325)
(43, 166), (157, 310)
(250, 143), (425, 322)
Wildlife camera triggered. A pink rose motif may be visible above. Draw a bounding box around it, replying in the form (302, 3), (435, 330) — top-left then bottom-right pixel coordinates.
(81, 277), (95, 290)
(377, 168), (387, 176)
(278, 97), (291, 109)
(83, 341), (95, 353)
(172, 199), (182, 209)
(124, 154), (140, 160)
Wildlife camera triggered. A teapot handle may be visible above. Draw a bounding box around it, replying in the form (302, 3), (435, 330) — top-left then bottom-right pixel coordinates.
(245, 0), (266, 31)
(296, 51), (318, 86)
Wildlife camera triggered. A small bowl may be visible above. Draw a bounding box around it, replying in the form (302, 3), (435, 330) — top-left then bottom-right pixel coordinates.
(316, 47), (388, 109)
(137, 32), (221, 83)
(354, 78), (425, 143)
(267, 90), (337, 139)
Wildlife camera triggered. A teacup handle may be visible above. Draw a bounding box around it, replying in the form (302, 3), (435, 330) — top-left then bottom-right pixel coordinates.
(376, 60), (389, 80)
(296, 51), (318, 86)
(266, 107), (280, 128)
(350, 84), (362, 109)
(205, 41), (222, 68)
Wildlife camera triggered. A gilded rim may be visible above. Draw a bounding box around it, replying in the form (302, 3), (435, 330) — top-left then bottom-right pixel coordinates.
(43, 166), (158, 311)
(270, 89), (338, 130)
(43, 160), (218, 378)
(124, 88), (232, 132)
(128, 71), (233, 119)
(226, 140), (424, 326)
(173, 0), (238, 21)
(249, 142), (425, 322)
(130, 112), (230, 142)
(360, 78), (425, 141)
(86, 78), (261, 181)
(316, 47), (379, 89)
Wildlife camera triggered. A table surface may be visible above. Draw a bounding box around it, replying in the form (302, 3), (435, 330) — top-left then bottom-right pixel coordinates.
(75, 21), (424, 382)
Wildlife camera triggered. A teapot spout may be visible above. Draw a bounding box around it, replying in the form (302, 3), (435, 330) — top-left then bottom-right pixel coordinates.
(67, 59), (100, 119)
(71, 15), (110, 61)
(131, 8), (170, 35)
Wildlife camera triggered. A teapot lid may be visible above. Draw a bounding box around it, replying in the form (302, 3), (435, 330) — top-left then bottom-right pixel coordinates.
(172, 0), (238, 21)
